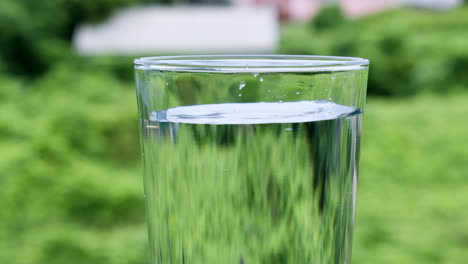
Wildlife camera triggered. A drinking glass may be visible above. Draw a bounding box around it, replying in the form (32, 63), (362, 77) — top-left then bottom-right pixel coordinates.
(133, 55), (369, 264)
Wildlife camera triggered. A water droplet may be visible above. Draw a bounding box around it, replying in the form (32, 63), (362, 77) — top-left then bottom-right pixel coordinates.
(259, 77), (264, 82)
(150, 112), (157, 121)
(239, 81), (246, 90)
(296, 91), (301, 95)
(253, 73), (259, 77)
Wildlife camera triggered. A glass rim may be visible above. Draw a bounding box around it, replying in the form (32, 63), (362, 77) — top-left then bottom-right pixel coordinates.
(133, 55), (369, 73)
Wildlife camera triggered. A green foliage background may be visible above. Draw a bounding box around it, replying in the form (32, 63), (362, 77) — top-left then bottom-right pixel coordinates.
(282, 6), (468, 96)
(1, 2), (468, 264)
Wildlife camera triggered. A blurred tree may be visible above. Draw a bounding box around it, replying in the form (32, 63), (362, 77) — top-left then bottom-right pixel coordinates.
(0, 0), (176, 77)
(309, 5), (345, 32)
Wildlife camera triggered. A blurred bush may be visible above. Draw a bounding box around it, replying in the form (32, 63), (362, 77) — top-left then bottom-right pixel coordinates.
(0, 66), (145, 264)
(281, 7), (468, 96)
(2, 66), (468, 263)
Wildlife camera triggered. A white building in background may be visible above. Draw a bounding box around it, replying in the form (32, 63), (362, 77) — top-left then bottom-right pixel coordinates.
(341, 0), (399, 17)
(231, 0), (321, 21)
(343, 0), (462, 17)
(232, 0), (463, 20)
(73, 0), (462, 55)
(74, 6), (278, 55)
(402, 0), (462, 9)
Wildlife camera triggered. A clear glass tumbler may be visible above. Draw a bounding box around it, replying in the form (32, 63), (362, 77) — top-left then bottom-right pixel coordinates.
(133, 55), (369, 264)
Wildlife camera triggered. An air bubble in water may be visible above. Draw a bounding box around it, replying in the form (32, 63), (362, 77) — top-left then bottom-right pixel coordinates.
(259, 77), (264, 82)
(296, 91), (301, 95)
(239, 81), (246, 90)
(253, 73), (259, 77)
(238, 94), (242, 97)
